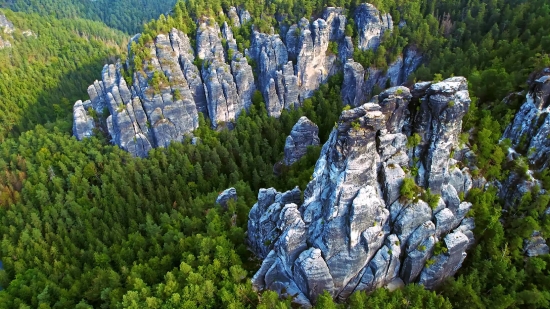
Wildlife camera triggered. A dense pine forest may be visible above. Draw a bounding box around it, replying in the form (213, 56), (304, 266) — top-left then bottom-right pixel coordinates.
(0, 0), (549, 308)
(0, 0), (177, 33)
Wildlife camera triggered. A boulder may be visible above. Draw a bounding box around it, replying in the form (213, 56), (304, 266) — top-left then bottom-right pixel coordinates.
(283, 117), (321, 165)
(215, 187), (237, 208)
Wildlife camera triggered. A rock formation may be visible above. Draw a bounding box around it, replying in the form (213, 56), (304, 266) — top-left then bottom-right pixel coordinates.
(355, 3), (393, 51)
(73, 4), (422, 156)
(283, 117), (321, 165)
(503, 69), (550, 169)
(248, 78), (474, 306)
(498, 68), (550, 256)
(0, 12), (35, 48)
(216, 187), (238, 208)
(342, 46), (423, 106)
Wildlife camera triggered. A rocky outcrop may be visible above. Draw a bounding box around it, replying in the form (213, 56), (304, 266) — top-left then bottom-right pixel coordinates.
(342, 47), (423, 105)
(283, 117), (321, 165)
(73, 100), (96, 140)
(497, 68), (550, 256)
(342, 60), (366, 107)
(216, 187), (238, 208)
(248, 78), (474, 305)
(295, 18), (331, 99)
(0, 12), (34, 48)
(355, 3), (392, 51)
(524, 231), (550, 257)
(503, 69), (550, 169)
(411, 77), (471, 193)
(73, 4), (423, 157)
(0, 13), (14, 32)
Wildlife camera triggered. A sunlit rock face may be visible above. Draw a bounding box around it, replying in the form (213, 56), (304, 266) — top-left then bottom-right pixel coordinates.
(73, 4), (422, 157)
(248, 78), (474, 306)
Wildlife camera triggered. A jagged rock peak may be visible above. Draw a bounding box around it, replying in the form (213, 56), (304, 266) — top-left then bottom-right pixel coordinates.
(72, 4), (421, 157)
(248, 78), (474, 306)
(284, 117), (321, 165)
(503, 68), (550, 169)
(355, 3), (393, 51)
(216, 187), (238, 208)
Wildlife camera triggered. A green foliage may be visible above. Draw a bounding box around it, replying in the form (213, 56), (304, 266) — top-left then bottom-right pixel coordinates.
(0, 52), (344, 307)
(400, 177), (419, 202)
(1, 0), (178, 33)
(407, 133), (422, 149)
(422, 188), (441, 210)
(1, 0), (550, 308)
(150, 71), (169, 92)
(315, 291), (339, 309)
(347, 284), (452, 309)
(328, 41), (339, 55)
(433, 241), (448, 256)
(173, 88), (182, 101)
(0, 9), (126, 141)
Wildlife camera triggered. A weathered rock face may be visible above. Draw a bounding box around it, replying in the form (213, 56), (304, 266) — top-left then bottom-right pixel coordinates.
(284, 117), (321, 165)
(296, 18), (331, 100)
(411, 77), (471, 193)
(73, 4), (423, 157)
(355, 3), (392, 51)
(503, 69), (550, 169)
(497, 68), (550, 256)
(216, 187), (238, 208)
(248, 78), (475, 306)
(342, 47), (423, 106)
(524, 231), (550, 257)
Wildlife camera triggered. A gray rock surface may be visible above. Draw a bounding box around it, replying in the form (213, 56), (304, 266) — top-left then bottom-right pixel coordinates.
(73, 100), (95, 140)
(419, 231), (469, 289)
(412, 77), (471, 193)
(296, 18), (331, 99)
(0, 12), (14, 48)
(216, 187), (237, 208)
(524, 231), (550, 257)
(284, 117), (321, 165)
(343, 48), (422, 104)
(503, 69), (550, 169)
(0, 13), (14, 32)
(355, 3), (392, 51)
(342, 60), (366, 107)
(249, 80), (475, 304)
(72, 4), (423, 159)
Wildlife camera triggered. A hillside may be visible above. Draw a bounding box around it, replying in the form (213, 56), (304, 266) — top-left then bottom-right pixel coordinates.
(0, 0), (177, 33)
(0, 9), (127, 140)
(0, 0), (549, 308)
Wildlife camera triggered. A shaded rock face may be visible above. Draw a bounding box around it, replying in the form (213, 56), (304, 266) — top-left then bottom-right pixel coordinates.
(284, 117), (321, 165)
(73, 4), (422, 157)
(524, 231), (550, 257)
(341, 46), (423, 107)
(503, 69), (550, 169)
(248, 78), (474, 306)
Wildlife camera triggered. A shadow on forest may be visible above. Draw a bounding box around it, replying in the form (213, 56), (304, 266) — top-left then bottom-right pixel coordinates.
(8, 57), (117, 139)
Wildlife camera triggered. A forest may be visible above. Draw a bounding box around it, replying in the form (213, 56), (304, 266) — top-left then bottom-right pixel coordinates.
(0, 0), (549, 308)
(0, 0), (177, 33)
